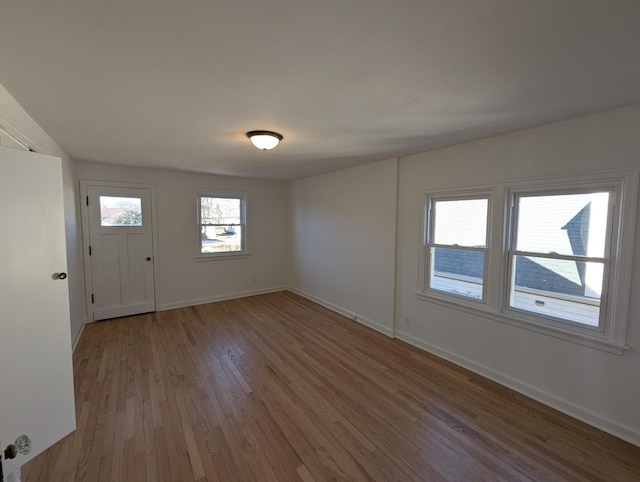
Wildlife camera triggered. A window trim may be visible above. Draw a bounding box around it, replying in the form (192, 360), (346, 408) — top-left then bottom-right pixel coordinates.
(195, 191), (248, 259)
(419, 190), (492, 308)
(416, 169), (639, 355)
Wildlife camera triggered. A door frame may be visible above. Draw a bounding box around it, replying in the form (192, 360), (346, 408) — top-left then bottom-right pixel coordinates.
(80, 180), (160, 322)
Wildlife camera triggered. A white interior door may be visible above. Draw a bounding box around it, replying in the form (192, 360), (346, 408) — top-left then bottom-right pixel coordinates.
(0, 147), (76, 481)
(86, 185), (155, 320)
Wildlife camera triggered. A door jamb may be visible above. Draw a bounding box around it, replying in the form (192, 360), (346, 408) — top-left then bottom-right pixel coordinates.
(79, 180), (160, 322)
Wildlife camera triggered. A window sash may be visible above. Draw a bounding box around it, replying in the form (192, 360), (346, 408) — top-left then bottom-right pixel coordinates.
(426, 245), (488, 302)
(507, 249), (609, 264)
(505, 252), (610, 331)
(427, 195), (490, 249)
(200, 223), (243, 227)
(508, 188), (616, 259)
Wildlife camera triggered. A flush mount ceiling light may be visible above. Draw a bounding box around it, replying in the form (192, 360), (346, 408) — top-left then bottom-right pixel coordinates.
(246, 130), (283, 150)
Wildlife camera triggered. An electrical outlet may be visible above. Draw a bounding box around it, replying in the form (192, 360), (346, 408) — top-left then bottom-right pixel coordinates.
(404, 317), (411, 328)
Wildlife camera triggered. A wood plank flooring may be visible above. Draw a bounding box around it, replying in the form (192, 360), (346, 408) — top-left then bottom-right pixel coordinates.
(22, 291), (640, 481)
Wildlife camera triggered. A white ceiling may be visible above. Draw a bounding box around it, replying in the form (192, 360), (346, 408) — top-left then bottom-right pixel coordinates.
(1, 1), (639, 180)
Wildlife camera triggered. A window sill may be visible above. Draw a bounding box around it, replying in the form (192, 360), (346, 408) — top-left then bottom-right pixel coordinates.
(415, 291), (628, 355)
(194, 252), (251, 262)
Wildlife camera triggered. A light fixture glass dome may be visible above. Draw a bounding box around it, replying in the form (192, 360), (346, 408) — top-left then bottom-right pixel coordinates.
(246, 130), (283, 150)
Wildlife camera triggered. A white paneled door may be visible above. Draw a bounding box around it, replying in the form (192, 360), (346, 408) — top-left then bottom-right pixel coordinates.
(0, 147), (76, 481)
(85, 184), (156, 320)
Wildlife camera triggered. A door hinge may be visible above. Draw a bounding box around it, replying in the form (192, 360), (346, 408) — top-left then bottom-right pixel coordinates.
(89, 245), (92, 256)
(86, 195), (89, 206)
(91, 294), (94, 304)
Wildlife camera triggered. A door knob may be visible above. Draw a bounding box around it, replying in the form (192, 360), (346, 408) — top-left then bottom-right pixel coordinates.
(55, 272), (67, 280)
(4, 435), (31, 460)
(146, 257), (152, 261)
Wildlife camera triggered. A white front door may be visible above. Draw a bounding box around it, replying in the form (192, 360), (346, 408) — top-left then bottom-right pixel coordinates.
(0, 147), (76, 480)
(85, 184), (156, 320)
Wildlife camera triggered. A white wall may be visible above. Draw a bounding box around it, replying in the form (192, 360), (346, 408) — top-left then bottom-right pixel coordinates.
(74, 162), (288, 310)
(395, 104), (640, 445)
(288, 158), (398, 335)
(0, 83), (86, 348)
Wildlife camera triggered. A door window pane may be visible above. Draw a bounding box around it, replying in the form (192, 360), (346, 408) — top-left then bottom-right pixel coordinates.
(515, 192), (609, 257)
(100, 196), (142, 226)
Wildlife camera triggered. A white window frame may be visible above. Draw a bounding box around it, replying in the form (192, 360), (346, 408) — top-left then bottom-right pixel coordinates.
(195, 192), (248, 260)
(419, 190), (492, 308)
(416, 169), (638, 355)
(504, 185), (616, 336)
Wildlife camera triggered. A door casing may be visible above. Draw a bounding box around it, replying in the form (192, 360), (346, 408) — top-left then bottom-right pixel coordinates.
(80, 180), (160, 322)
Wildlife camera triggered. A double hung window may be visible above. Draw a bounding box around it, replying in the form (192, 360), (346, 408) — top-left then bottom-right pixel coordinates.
(506, 190), (613, 330)
(424, 195), (490, 302)
(197, 193), (246, 256)
(419, 172), (636, 352)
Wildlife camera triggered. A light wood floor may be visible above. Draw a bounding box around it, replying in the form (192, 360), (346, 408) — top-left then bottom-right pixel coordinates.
(23, 291), (640, 481)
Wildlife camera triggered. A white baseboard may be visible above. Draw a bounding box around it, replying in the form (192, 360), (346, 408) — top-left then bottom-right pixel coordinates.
(72, 321), (86, 353)
(287, 286), (394, 337)
(158, 286), (287, 311)
(395, 330), (640, 448)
